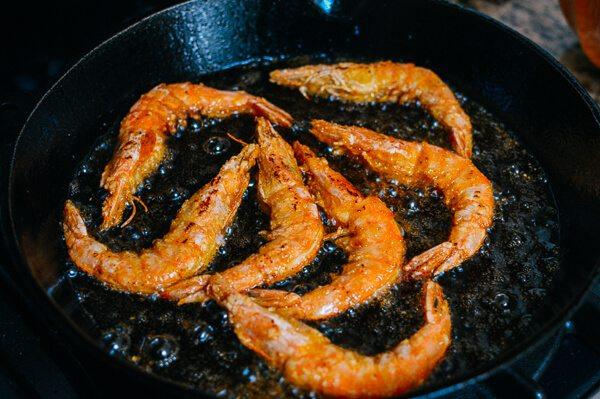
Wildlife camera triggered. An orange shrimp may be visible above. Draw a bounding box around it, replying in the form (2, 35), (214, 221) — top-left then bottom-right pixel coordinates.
(310, 120), (494, 278)
(249, 143), (405, 320)
(100, 83), (292, 230)
(212, 276), (451, 398)
(270, 61), (472, 158)
(161, 118), (324, 304)
(63, 144), (258, 295)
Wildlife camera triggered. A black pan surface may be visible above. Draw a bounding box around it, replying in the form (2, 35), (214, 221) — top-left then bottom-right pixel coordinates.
(6, 0), (600, 397)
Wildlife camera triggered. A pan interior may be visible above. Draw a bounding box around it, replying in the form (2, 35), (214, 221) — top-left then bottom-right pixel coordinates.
(10, 0), (600, 397)
(62, 57), (560, 398)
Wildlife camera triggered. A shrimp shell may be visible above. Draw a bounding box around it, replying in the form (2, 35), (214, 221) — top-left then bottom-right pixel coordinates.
(250, 143), (405, 320)
(213, 276), (451, 398)
(63, 144), (258, 294)
(310, 120), (494, 278)
(162, 118), (324, 303)
(100, 83), (292, 229)
(270, 61), (472, 158)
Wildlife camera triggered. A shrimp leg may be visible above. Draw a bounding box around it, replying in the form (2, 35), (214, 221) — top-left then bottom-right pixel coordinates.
(214, 277), (451, 398)
(101, 83), (292, 230)
(162, 118), (324, 303)
(270, 61), (472, 157)
(309, 120), (494, 278)
(250, 143), (405, 320)
(63, 144), (258, 295)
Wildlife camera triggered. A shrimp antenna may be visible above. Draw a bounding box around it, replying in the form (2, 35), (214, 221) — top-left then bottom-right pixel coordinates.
(120, 200), (137, 228)
(227, 132), (249, 146)
(132, 195), (148, 213)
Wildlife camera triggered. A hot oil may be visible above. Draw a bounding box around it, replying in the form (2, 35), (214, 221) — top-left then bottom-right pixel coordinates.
(65, 58), (560, 398)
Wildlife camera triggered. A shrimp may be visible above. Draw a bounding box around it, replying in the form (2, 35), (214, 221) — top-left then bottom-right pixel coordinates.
(249, 143), (405, 320)
(212, 276), (451, 398)
(310, 120), (494, 278)
(63, 144), (258, 295)
(161, 118), (324, 304)
(270, 61), (472, 158)
(100, 83), (292, 230)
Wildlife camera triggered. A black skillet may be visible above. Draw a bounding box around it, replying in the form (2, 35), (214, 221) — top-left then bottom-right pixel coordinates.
(3, 0), (600, 397)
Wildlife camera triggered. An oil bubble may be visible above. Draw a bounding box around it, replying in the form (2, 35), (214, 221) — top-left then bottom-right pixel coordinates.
(144, 334), (179, 367)
(203, 136), (231, 155)
(191, 321), (215, 346)
(170, 187), (186, 201)
(241, 366), (257, 383)
(67, 267), (79, 278)
(102, 325), (131, 356)
(406, 200), (419, 214)
(174, 124), (186, 138)
(430, 189), (441, 199)
(189, 119), (201, 133)
(494, 293), (512, 313)
(323, 241), (337, 253)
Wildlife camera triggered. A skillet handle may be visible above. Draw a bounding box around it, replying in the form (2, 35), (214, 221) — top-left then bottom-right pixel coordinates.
(309, 0), (369, 19)
(483, 368), (546, 399)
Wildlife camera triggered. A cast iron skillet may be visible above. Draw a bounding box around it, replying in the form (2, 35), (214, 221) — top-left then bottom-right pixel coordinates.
(5, 0), (600, 397)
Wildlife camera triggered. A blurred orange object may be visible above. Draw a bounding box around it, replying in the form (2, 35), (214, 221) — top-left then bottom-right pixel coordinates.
(560, 0), (600, 67)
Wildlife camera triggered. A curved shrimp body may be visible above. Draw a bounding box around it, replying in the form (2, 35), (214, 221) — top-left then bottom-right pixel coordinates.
(100, 83), (292, 230)
(162, 118), (324, 303)
(250, 143), (405, 320)
(63, 144), (258, 295)
(270, 61), (472, 157)
(310, 120), (494, 278)
(215, 277), (451, 398)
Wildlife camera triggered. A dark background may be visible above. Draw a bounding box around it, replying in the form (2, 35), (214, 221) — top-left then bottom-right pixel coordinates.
(1, 1), (181, 111)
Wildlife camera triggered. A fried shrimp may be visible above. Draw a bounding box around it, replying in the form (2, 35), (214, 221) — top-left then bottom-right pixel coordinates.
(162, 118), (324, 304)
(310, 120), (494, 278)
(63, 144), (258, 295)
(270, 61), (472, 157)
(249, 143), (405, 320)
(100, 83), (292, 230)
(213, 277), (451, 398)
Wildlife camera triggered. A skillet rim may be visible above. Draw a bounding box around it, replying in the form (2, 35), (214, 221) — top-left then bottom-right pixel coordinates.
(6, 0), (600, 397)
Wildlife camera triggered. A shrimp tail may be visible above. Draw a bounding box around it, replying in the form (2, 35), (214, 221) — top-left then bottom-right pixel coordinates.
(64, 201), (89, 240)
(63, 201), (109, 280)
(100, 184), (131, 231)
(161, 275), (211, 301)
(451, 127), (472, 160)
(251, 99), (293, 128)
(404, 242), (455, 279)
(248, 289), (301, 308)
(100, 128), (167, 230)
(178, 289), (210, 305)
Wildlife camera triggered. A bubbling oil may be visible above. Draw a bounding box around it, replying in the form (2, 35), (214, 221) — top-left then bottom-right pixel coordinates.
(65, 57), (560, 398)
